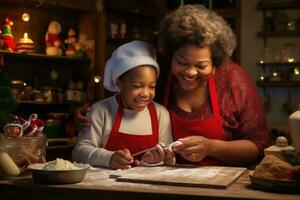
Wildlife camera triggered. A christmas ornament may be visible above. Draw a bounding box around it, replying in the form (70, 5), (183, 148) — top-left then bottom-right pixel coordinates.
(45, 20), (65, 56)
(64, 27), (86, 57)
(14, 114), (44, 136)
(16, 33), (34, 53)
(64, 27), (77, 56)
(3, 123), (23, 137)
(0, 17), (16, 52)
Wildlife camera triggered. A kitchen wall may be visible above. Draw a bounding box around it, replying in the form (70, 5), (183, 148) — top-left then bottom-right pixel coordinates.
(241, 0), (300, 132)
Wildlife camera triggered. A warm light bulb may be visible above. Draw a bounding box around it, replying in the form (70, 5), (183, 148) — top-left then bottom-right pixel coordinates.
(260, 76), (264, 81)
(273, 72), (278, 77)
(288, 58), (295, 63)
(259, 60), (264, 64)
(294, 68), (300, 75)
(94, 75), (101, 83)
(22, 13), (30, 22)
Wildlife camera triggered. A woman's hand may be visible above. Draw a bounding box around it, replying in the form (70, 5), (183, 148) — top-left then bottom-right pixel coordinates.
(74, 104), (92, 131)
(141, 144), (165, 164)
(110, 149), (133, 170)
(173, 136), (211, 162)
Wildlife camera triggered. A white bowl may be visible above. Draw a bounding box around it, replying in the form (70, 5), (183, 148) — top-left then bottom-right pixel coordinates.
(28, 163), (89, 184)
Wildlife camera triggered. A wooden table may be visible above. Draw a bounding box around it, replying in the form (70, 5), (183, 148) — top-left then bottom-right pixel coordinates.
(0, 168), (299, 200)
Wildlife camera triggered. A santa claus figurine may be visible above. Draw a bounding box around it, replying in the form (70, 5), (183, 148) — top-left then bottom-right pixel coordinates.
(0, 16), (16, 52)
(45, 20), (65, 56)
(15, 114), (44, 136)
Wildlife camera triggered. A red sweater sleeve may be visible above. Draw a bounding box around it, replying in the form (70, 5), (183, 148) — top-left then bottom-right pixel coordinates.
(215, 60), (271, 156)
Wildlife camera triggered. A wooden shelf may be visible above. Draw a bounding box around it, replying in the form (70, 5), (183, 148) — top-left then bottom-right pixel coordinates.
(257, 81), (300, 87)
(257, 2), (300, 10)
(17, 100), (84, 105)
(257, 31), (300, 37)
(105, 2), (161, 18)
(0, 50), (90, 63)
(47, 137), (77, 147)
(257, 62), (300, 67)
(0, 0), (97, 13)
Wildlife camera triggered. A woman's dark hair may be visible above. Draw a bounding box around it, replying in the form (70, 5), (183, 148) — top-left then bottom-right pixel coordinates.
(158, 5), (237, 66)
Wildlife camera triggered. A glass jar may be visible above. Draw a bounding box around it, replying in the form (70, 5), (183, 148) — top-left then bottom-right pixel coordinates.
(0, 134), (46, 175)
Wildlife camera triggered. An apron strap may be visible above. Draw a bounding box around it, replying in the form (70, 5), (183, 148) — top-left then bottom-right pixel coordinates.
(208, 75), (222, 123)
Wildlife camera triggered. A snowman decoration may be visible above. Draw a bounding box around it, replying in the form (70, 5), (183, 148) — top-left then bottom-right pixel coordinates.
(45, 21), (64, 56)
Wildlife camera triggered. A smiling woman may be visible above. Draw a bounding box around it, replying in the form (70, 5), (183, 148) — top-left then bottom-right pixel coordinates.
(159, 5), (271, 167)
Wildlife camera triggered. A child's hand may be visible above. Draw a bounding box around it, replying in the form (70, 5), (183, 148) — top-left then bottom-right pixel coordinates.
(110, 149), (133, 170)
(141, 144), (165, 164)
(163, 145), (176, 166)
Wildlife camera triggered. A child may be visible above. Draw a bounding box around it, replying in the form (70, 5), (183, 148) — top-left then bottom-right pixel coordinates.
(72, 40), (174, 169)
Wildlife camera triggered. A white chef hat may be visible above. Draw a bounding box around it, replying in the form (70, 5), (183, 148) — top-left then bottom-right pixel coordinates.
(103, 40), (159, 92)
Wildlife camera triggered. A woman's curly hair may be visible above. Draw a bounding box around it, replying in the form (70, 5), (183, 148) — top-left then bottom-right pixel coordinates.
(158, 5), (237, 66)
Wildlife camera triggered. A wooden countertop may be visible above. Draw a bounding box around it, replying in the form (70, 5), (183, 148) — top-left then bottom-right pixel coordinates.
(0, 168), (299, 200)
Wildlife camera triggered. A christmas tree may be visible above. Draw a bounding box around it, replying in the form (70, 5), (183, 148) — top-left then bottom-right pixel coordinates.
(0, 60), (16, 129)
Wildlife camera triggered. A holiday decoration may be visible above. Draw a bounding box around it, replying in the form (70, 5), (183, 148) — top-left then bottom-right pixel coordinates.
(3, 123), (23, 137)
(64, 27), (77, 56)
(14, 114), (44, 137)
(0, 67), (16, 130)
(16, 33), (34, 53)
(0, 17), (16, 52)
(109, 22), (126, 41)
(64, 27), (87, 57)
(45, 20), (64, 56)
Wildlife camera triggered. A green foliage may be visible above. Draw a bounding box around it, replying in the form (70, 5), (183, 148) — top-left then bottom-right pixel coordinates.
(282, 150), (300, 166)
(0, 69), (16, 129)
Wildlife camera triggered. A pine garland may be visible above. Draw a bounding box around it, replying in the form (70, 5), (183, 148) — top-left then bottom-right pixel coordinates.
(0, 68), (16, 129)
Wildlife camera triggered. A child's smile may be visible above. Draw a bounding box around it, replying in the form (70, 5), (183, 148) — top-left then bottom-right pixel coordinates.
(117, 65), (157, 111)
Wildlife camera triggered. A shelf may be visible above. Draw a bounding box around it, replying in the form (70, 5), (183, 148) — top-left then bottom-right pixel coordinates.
(257, 2), (300, 10)
(0, 0), (97, 13)
(0, 50), (90, 63)
(47, 137), (77, 148)
(257, 31), (300, 37)
(257, 81), (300, 87)
(105, 2), (160, 18)
(17, 100), (85, 105)
(257, 62), (300, 67)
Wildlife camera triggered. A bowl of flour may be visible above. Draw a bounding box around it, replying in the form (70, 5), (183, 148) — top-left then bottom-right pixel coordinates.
(28, 158), (89, 184)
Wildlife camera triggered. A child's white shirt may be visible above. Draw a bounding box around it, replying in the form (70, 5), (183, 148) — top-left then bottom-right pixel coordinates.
(72, 95), (173, 168)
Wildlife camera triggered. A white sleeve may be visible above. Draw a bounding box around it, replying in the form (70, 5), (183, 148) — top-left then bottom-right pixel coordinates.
(156, 104), (173, 145)
(72, 105), (114, 168)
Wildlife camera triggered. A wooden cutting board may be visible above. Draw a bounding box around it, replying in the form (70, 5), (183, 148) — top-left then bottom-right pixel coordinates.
(110, 166), (247, 189)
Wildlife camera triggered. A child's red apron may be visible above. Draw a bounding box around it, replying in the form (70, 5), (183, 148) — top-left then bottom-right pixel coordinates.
(163, 71), (226, 166)
(105, 98), (159, 159)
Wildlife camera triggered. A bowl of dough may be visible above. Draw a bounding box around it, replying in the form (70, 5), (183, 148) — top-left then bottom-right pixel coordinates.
(28, 158), (90, 184)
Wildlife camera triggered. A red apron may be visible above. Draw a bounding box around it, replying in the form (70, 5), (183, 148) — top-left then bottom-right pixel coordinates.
(163, 71), (225, 166)
(105, 97), (159, 160)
